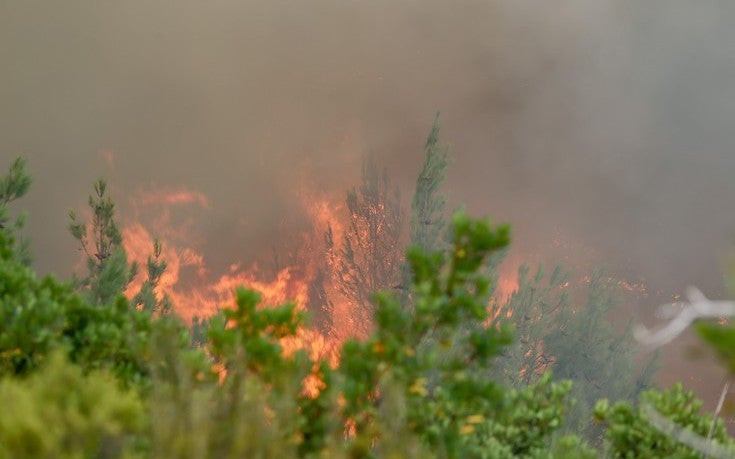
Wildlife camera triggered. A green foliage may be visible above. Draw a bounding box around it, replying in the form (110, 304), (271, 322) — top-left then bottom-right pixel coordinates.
(63, 296), (155, 388)
(545, 435), (597, 459)
(696, 322), (735, 374)
(0, 231), (77, 374)
(132, 239), (172, 314)
(398, 114), (452, 306)
(208, 288), (306, 382)
(145, 287), (336, 458)
(0, 158), (32, 206)
(546, 271), (646, 439)
(400, 119), (646, 447)
(207, 289), (329, 456)
(0, 352), (145, 458)
(336, 211), (583, 457)
(491, 265), (570, 388)
(0, 157), (33, 265)
(410, 112), (450, 254)
(69, 179), (137, 305)
(0, 228), (156, 387)
(594, 384), (735, 458)
(492, 265), (655, 442)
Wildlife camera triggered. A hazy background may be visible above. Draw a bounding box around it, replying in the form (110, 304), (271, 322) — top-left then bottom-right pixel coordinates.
(2, 0), (735, 407)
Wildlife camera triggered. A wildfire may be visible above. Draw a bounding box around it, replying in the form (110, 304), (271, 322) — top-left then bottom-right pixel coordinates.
(495, 275), (520, 302)
(120, 185), (353, 368)
(115, 183), (535, 374)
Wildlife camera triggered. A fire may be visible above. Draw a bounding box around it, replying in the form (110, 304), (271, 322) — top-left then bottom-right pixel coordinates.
(495, 275), (520, 301)
(116, 181), (524, 374)
(122, 187), (306, 318)
(120, 185), (351, 368)
(489, 255), (522, 324)
(124, 223), (309, 319)
(302, 188), (346, 246)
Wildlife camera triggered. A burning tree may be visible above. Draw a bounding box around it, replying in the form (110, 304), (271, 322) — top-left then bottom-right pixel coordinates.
(326, 157), (404, 336)
(306, 268), (334, 334)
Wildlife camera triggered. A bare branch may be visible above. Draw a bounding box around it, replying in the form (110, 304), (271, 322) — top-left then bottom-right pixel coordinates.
(634, 287), (735, 348)
(706, 379), (733, 459)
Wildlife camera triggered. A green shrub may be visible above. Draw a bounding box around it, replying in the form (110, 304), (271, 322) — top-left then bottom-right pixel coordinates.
(595, 384), (735, 458)
(0, 352), (145, 458)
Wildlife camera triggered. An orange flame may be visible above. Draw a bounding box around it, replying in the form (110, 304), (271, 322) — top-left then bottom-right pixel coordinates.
(120, 186), (350, 368)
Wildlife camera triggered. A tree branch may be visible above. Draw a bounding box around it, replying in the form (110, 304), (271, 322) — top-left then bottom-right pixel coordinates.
(633, 287), (735, 348)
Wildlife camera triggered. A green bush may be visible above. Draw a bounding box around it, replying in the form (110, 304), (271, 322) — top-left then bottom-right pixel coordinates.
(595, 384), (735, 458)
(0, 230), (155, 387)
(0, 352), (145, 458)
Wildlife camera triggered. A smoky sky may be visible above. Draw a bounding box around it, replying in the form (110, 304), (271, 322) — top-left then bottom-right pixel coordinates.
(3, 0), (735, 399)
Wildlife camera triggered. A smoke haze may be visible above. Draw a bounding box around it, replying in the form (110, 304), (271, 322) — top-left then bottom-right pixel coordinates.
(2, 0), (735, 403)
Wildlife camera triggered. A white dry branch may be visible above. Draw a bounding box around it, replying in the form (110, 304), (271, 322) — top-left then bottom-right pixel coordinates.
(633, 286), (735, 348)
(641, 403), (735, 459)
(708, 380), (732, 453)
(633, 286), (735, 458)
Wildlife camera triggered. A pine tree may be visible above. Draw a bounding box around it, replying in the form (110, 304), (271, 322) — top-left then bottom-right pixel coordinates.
(132, 238), (172, 314)
(0, 157), (33, 265)
(326, 157), (403, 335)
(395, 115), (452, 304)
(492, 264), (656, 442)
(406, 115), (507, 298)
(68, 179), (137, 305)
(545, 270), (649, 441)
(490, 264), (570, 387)
(69, 179), (175, 315)
(410, 113), (450, 254)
